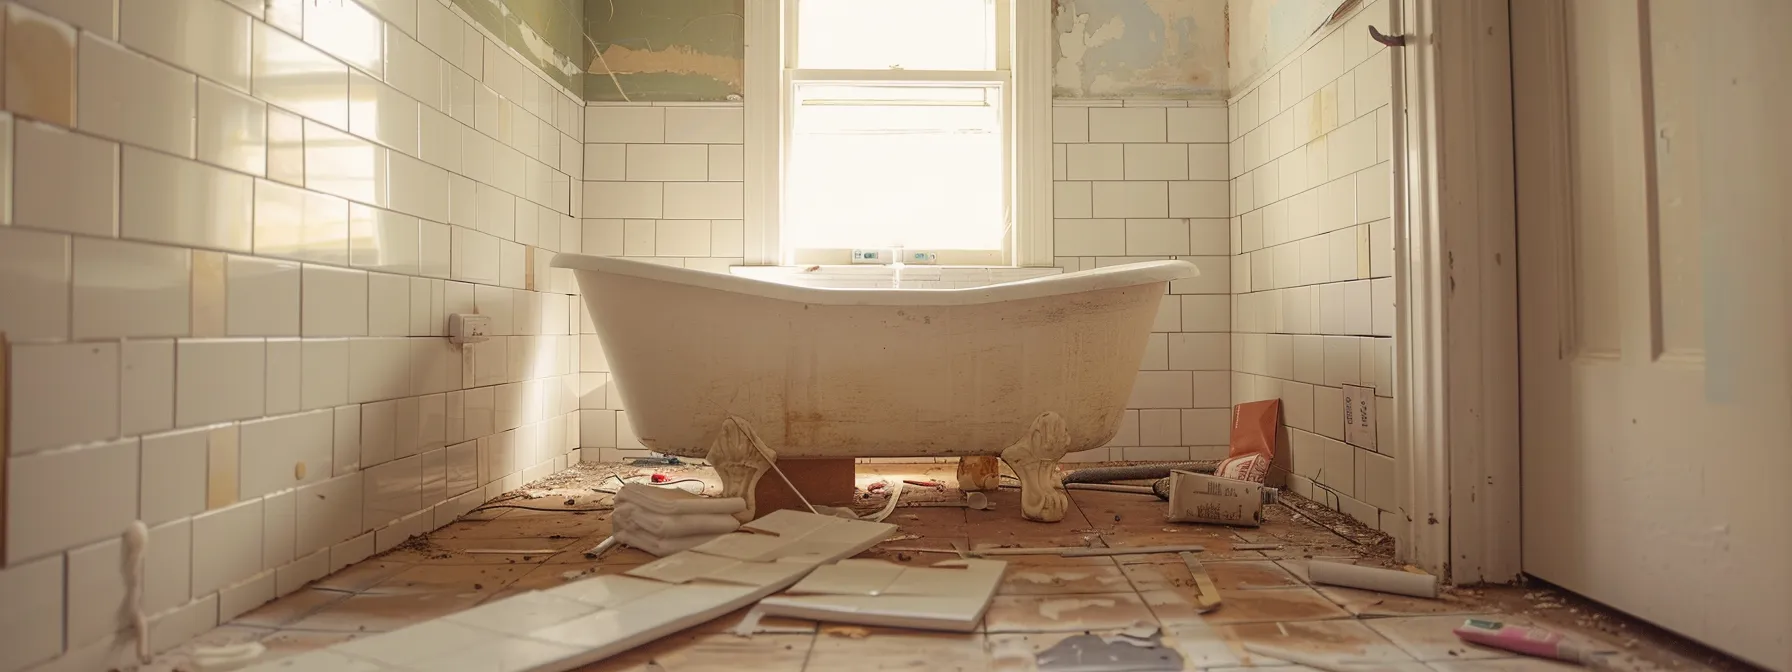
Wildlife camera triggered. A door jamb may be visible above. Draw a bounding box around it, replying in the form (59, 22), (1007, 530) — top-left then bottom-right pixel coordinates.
(1392, 0), (1523, 584)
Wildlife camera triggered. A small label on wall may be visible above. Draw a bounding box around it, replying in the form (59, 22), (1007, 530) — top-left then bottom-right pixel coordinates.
(1342, 384), (1378, 450)
(851, 249), (887, 264)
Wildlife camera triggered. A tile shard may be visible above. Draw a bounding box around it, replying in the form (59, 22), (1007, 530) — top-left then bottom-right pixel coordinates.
(236, 510), (896, 672)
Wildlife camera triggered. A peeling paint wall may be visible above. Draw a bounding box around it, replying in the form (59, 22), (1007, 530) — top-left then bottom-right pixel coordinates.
(1052, 0), (1229, 99)
(451, 0), (588, 95)
(1226, 0), (1342, 89)
(582, 0), (746, 102)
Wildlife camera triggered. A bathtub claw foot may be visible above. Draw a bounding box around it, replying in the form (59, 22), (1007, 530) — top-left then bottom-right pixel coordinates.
(1000, 412), (1074, 523)
(707, 415), (774, 522)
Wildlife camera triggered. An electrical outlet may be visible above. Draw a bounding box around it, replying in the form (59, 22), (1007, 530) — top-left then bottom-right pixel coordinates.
(448, 313), (493, 345)
(904, 250), (939, 264)
(850, 249), (887, 264)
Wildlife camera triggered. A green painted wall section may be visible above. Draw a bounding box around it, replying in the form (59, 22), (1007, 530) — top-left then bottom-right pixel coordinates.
(448, 0), (587, 96)
(581, 0), (746, 102)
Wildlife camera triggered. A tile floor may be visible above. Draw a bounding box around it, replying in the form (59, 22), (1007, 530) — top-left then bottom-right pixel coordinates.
(151, 463), (1748, 671)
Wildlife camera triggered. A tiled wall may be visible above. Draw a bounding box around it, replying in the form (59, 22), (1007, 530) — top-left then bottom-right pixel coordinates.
(575, 102), (746, 462)
(1224, 0), (1400, 530)
(1051, 101), (1235, 464)
(0, 0), (590, 668)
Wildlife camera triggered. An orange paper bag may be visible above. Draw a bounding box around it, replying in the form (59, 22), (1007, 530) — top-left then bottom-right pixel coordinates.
(1216, 399), (1281, 483)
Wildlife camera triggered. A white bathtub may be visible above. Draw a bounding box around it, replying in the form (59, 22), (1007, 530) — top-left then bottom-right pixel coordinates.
(554, 255), (1199, 522)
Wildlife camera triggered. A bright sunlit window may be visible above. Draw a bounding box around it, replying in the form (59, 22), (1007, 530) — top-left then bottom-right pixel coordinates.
(783, 0), (1012, 264)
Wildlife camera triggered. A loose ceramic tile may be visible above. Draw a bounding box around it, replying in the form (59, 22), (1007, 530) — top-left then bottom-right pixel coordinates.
(77, 31), (196, 157)
(14, 119), (118, 237)
(121, 146), (255, 251)
(983, 592), (1157, 633)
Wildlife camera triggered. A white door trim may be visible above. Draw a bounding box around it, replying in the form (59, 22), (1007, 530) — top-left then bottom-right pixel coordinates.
(1392, 0), (1523, 584)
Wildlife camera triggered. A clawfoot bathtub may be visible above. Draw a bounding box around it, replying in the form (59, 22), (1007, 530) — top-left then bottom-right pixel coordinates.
(553, 255), (1199, 522)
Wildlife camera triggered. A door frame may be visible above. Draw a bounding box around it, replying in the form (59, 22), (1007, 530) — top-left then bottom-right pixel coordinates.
(1391, 0), (1523, 584)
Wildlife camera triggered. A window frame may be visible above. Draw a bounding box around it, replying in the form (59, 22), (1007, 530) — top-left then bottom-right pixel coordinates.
(742, 0), (1053, 267)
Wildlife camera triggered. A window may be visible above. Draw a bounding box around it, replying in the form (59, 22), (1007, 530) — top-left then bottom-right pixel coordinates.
(763, 0), (1047, 266)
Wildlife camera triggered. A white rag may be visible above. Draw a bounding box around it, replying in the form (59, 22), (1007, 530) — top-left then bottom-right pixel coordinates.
(614, 502), (740, 538)
(612, 513), (726, 556)
(615, 483), (746, 516)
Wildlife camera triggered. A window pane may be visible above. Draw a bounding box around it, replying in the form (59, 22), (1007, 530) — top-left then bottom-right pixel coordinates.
(787, 84), (1005, 251)
(797, 0), (995, 70)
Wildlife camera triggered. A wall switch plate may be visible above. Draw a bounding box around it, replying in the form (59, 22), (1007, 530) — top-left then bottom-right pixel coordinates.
(850, 249), (887, 264)
(904, 251), (939, 264)
(448, 313), (493, 345)
(1342, 383), (1378, 450)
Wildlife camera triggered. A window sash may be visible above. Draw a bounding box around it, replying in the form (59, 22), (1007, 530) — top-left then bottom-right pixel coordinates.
(780, 1), (1017, 266)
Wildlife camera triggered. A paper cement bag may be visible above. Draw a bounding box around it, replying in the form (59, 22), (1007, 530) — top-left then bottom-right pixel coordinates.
(1216, 399), (1281, 483)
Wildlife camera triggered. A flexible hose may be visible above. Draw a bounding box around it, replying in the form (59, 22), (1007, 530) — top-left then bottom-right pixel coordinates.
(1060, 461), (1219, 485)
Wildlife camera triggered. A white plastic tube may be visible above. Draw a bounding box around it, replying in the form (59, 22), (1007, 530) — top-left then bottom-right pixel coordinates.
(1307, 560), (1439, 598)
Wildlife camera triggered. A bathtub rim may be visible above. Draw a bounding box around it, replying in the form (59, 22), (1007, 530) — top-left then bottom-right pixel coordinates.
(549, 254), (1199, 307)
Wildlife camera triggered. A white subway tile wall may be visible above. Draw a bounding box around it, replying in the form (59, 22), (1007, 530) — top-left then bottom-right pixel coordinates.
(0, 0), (587, 668)
(1227, 0), (1399, 532)
(576, 103), (753, 462)
(1051, 101), (1234, 464)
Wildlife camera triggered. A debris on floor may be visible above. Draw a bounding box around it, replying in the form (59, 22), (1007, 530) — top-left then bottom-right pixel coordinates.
(1455, 618), (1621, 668)
(1308, 559), (1440, 598)
(146, 462), (1758, 672)
(611, 482), (746, 556)
(1035, 626), (1184, 671)
(758, 558), (1006, 631)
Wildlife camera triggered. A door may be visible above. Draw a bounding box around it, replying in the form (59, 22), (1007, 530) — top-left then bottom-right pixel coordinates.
(1513, 1), (1791, 669)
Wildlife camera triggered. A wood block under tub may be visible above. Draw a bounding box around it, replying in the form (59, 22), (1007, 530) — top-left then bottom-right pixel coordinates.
(755, 458), (856, 513)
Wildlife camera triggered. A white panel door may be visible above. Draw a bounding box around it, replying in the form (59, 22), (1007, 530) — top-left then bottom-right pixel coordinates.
(1513, 1), (1791, 669)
